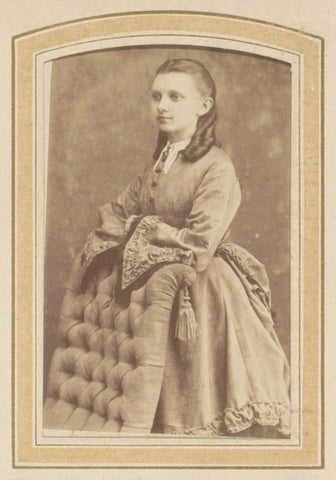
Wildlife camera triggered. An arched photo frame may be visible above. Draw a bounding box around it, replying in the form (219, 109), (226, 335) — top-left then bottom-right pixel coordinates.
(13, 11), (323, 469)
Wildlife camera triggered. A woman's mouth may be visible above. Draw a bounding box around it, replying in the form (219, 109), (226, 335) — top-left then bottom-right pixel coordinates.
(157, 116), (172, 121)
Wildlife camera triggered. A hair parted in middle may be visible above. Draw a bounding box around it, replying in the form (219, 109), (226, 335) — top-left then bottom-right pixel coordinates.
(152, 58), (220, 163)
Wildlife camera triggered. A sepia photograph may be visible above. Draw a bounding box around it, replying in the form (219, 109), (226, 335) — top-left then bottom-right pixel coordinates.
(42, 47), (292, 439)
(9, 8), (324, 470)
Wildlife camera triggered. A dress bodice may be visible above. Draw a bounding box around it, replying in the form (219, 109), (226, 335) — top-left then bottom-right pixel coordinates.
(88, 145), (241, 273)
(138, 146), (241, 230)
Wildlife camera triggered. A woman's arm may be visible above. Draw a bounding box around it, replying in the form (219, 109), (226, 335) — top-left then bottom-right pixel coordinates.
(148, 160), (241, 272)
(94, 170), (144, 239)
(81, 167), (146, 270)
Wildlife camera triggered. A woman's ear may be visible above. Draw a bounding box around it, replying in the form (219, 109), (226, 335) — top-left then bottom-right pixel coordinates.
(198, 97), (214, 117)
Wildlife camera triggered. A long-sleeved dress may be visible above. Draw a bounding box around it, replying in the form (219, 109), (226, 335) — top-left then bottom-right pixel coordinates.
(82, 144), (291, 437)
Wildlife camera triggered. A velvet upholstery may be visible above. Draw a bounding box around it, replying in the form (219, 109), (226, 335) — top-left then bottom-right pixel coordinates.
(43, 254), (194, 432)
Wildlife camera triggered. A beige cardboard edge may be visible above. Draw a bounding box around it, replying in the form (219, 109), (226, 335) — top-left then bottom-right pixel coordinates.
(1, 1), (336, 479)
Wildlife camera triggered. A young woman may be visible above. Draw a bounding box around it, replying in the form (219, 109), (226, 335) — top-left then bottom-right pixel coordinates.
(49, 58), (291, 437)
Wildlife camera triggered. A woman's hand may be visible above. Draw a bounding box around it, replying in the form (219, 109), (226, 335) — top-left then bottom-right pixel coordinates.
(125, 214), (144, 234)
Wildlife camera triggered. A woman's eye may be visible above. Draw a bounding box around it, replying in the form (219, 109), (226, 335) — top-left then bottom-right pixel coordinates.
(170, 94), (181, 101)
(152, 93), (161, 101)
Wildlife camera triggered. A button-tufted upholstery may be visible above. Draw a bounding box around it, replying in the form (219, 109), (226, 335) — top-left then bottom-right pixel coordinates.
(44, 255), (195, 433)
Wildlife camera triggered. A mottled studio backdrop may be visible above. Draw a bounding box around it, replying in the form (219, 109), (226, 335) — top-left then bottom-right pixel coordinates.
(44, 47), (291, 392)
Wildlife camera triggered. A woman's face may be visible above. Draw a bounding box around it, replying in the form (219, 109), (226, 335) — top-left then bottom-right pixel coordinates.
(151, 72), (212, 143)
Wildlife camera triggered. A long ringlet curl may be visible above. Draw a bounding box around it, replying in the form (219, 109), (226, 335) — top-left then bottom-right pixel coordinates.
(152, 58), (220, 162)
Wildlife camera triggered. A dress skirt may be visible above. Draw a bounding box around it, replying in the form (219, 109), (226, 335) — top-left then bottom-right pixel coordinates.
(152, 256), (290, 437)
(76, 146), (291, 437)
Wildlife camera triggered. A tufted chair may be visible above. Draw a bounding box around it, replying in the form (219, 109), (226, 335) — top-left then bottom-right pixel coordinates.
(43, 254), (195, 433)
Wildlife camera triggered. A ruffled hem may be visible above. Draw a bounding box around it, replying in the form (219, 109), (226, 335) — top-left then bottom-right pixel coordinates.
(155, 401), (290, 437)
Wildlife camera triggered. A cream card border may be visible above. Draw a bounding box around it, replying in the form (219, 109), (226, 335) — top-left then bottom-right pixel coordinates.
(12, 11), (323, 468)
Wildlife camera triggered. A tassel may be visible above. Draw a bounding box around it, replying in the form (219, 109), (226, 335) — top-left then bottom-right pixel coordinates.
(175, 281), (199, 341)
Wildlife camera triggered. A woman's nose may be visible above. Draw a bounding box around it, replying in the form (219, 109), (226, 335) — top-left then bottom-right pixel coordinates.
(158, 97), (168, 112)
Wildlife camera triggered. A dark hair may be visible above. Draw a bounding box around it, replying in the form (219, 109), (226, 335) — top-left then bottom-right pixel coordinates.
(152, 58), (220, 162)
